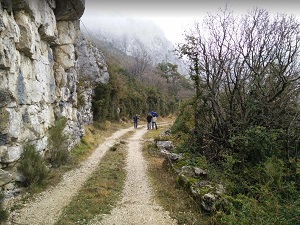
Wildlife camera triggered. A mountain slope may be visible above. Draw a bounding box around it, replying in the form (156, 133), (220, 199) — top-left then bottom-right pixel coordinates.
(81, 16), (187, 74)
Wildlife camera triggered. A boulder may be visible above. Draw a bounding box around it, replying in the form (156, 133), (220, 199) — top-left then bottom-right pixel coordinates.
(0, 146), (22, 163)
(159, 148), (182, 162)
(169, 153), (182, 161)
(201, 193), (217, 212)
(181, 166), (195, 177)
(190, 180), (226, 212)
(55, 0), (85, 21)
(0, 169), (13, 186)
(156, 140), (174, 150)
(194, 167), (208, 178)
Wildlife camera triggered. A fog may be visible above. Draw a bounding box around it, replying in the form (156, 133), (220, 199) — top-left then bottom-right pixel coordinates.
(82, 0), (300, 44)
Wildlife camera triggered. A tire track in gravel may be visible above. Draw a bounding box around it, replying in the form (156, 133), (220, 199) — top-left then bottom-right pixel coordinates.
(90, 125), (177, 225)
(8, 126), (134, 225)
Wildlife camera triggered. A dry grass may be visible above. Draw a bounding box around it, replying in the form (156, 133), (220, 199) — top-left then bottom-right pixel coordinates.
(142, 141), (211, 225)
(43, 122), (130, 189)
(55, 142), (127, 225)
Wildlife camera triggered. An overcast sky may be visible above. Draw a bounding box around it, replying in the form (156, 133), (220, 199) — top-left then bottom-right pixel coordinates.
(82, 0), (300, 44)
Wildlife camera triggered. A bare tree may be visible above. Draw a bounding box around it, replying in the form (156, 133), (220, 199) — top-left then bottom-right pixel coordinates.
(121, 34), (129, 55)
(177, 8), (300, 158)
(130, 39), (152, 78)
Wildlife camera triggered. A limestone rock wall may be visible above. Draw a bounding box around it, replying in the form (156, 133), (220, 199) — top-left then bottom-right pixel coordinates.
(0, 0), (109, 185)
(76, 34), (109, 125)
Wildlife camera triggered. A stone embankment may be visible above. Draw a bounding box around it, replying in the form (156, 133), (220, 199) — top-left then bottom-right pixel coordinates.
(0, 0), (109, 193)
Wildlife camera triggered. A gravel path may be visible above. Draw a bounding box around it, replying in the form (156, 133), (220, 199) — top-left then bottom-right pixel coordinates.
(7, 124), (177, 225)
(8, 126), (133, 225)
(90, 127), (177, 225)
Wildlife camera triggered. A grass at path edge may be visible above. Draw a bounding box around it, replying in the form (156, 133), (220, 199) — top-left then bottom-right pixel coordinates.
(55, 141), (128, 225)
(142, 125), (210, 225)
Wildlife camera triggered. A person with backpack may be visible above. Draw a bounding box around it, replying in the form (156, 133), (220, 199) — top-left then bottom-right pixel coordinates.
(133, 114), (139, 128)
(146, 113), (153, 130)
(152, 115), (157, 130)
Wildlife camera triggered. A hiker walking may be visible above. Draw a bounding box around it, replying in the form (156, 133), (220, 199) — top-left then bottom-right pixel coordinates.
(133, 114), (139, 128)
(146, 113), (153, 130)
(152, 115), (157, 130)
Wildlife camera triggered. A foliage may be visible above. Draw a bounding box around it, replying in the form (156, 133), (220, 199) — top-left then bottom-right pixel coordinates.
(0, 192), (8, 223)
(157, 62), (191, 99)
(89, 37), (193, 123)
(142, 141), (210, 225)
(92, 62), (180, 122)
(171, 100), (194, 134)
(214, 189), (300, 225)
(92, 83), (112, 122)
(176, 8), (300, 159)
(17, 145), (49, 187)
(172, 7), (300, 224)
(47, 117), (69, 168)
(229, 126), (286, 164)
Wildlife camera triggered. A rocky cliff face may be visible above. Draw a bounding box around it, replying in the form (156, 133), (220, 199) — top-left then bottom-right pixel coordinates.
(76, 33), (109, 125)
(0, 0), (109, 187)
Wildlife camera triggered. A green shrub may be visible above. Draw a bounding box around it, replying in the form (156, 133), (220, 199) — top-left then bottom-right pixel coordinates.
(17, 145), (49, 187)
(229, 126), (285, 164)
(216, 194), (277, 225)
(277, 198), (300, 225)
(47, 117), (69, 168)
(263, 157), (284, 187)
(0, 192), (8, 223)
(215, 190), (300, 225)
(171, 101), (194, 135)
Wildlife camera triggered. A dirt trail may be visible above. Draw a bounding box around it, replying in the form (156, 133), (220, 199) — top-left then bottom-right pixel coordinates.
(90, 127), (177, 225)
(7, 124), (176, 225)
(8, 126), (133, 225)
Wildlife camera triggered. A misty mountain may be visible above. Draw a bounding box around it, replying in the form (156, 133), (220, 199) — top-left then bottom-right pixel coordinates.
(81, 16), (187, 74)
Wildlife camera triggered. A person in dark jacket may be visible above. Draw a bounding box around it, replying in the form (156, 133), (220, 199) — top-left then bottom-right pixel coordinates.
(133, 114), (139, 128)
(146, 113), (153, 130)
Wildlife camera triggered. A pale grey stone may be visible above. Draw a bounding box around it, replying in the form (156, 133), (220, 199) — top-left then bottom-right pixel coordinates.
(1, 146), (22, 163)
(57, 21), (80, 45)
(0, 169), (13, 186)
(201, 193), (217, 212)
(156, 141), (174, 150)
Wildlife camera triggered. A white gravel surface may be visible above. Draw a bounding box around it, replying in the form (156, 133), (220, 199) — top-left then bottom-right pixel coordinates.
(7, 126), (133, 225)
(90, 127), (177, 225)
(6, 124), (177, 225)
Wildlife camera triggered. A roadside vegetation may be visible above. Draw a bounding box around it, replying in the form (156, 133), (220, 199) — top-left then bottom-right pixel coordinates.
(7, 121), (129, 218)
(0, 192), (8, 223)
(143, 124), (211, 225)
(169, 7), (300, 225)
(89, 35), (193, 122)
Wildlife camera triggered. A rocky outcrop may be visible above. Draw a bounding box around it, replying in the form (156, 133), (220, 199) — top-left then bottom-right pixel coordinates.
(156, 139), (226, 212)
(76, 34), (109, 125)
(55, 0), (85, 21)
(0, 0), (109, 186)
